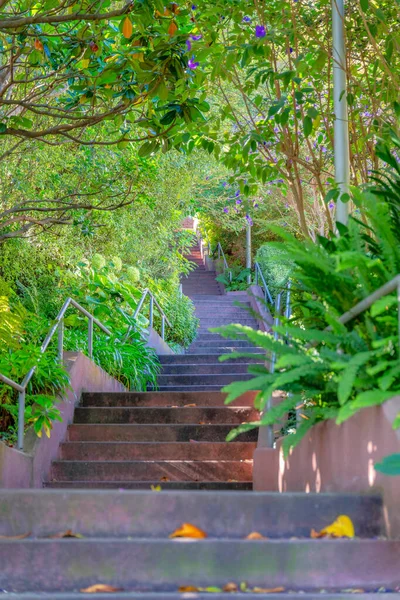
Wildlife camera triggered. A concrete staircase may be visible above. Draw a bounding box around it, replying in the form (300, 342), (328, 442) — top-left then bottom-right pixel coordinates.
(45, 243), (264, 490)
(1, 243), (400, 597)
(1, 489), (399, 597)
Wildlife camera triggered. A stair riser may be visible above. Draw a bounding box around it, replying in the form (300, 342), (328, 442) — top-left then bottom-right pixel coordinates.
(44, 481), (252, 490)
(2, 540), (399, 592)
(74, 406), (258, 425)
(161, 364), (252, 374)
(50, 460), (253, 482)
(186, 348), (262, 355)
(82, 391), (258, 407)
(60, 442), (256, 461)
(159, 355), (265, 364)
(67, 424), (258, 442)
(0, 490), (384, 539)
(157, 374), (253, 386)
(189, 341), (257, 348)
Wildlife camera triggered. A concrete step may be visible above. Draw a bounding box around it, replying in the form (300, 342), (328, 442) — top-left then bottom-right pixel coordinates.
(2, 538), (398, 593)
(82, 391), (258, 407)
(60, 441), (256, 461)
(158, 354), (265, 364)
(191, 295), (249, 301)
(3, 595), (397, 600)
(0, 490), (384, 538)
(50, 460), (253, 482)
(74, 406), (258, 425)
(67, 424), (258, 442)
(186, 346), (263, 355)
(161, 363), (253, 374)
(198, 319), (258, 326)
(157, 374), (254, 387)
(189, 340), (257, 349)
(44, 480), (253, 490)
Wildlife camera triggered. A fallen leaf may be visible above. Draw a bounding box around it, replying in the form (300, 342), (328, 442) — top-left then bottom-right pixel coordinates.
(80, 584), (123, 593)
(169, 523), (207, 539)
(246, 532), (268, 540)
(160, 476), (170, 482)
(228, 479), (238, 483)
(223, 582), (239, 592)
(122, 16), (133, 38)
(198, 421), (206, 425)
(312, 515), (355, 539)
(184, 403), (197, 407)
(49, 529), (83, 539)
(252, 587), (285, 593)
(189, 439), (199, 443)
(168, 21), (178, 36)
(150, 485), (162, 492)
(178, 586), (200, 592)
(0, 532), (31, 540)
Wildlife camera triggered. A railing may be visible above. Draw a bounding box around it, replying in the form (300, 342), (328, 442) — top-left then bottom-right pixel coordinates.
(1, 287), (173, 451)
(209, 242), (232, 283)
(0, 297), (111, 451)
(133, 288), (171, 341)
(254, 262), (273, 305)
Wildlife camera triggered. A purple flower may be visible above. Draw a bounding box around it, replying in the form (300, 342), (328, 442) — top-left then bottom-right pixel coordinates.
(191, 34), (202, 40)
(255, 25), (266, 38)
(328, 201), (335, 210)
(236, 199), (242, 205)
(222, 181), (228, 187)
(235, 190), (240, 197)
(283, 222), (288, 227)
(285, 202), (289, 208)
(188, 57), (199, 69)
(266, 190), (272, 195)
(186, 39), (192, 52)
(289, 47), (293, 53)
(223, 207), (229, 214)
(246, 214), (253, 226)
(321, 146), (327, 153)
(191, 4), (197, 9)
(277, 178), (284, 183)
(253, 202), (259, 208)
(242, 15), (251, 22)
(205, 176), (210, 180)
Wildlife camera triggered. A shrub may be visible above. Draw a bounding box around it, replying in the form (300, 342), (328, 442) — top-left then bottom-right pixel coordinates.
(255, 243), (292, 298)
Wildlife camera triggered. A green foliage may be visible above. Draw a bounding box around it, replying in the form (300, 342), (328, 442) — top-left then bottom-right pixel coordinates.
(375, 454), (400, 476)
(213, 141), (400, 455)
(255, 244), (292, 298)
(216, 267), (252, 291)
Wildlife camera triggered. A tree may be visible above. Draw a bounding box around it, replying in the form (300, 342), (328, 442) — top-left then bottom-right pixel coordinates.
(0, 0), (207, 159)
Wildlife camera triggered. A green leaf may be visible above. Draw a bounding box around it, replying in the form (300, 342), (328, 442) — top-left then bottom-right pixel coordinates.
(337, 389), (396, 424)
(375, 454), (400, 476)
(303, 116), (312, 138)
(337, 351), (373, 405)
(370, 295), (398, 317)
(360, 0), (369, 10)
(138, 140), (158, 157)
(393, 413), (400, 429)
(0, 123), (6, 133)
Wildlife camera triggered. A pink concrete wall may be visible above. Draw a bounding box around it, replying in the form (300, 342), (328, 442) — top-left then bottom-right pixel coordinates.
(246, 285), (274, 332)
(254, 396), (400, 538)
(0, 352), (126, 489)
(147, 328), (175, 355)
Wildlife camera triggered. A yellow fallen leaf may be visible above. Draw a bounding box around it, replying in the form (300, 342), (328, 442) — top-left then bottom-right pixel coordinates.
(253, 587), (285, 593)
(246, 532), (268, 540)
(80, 584), (123, 593)
(49, 529), (83, 539)
(184, 403), (197, 407)
(169, 523), (207, 539)
(150, 485), (162, 492)
(312, 515), (355, 539)
(178, 585), (200, 592)
(0, 532), (30, 540)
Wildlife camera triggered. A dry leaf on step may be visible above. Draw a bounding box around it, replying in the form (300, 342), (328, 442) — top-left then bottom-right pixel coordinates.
(80, 584), (123, 593)
(49, 529), (83, 539)
(252, 586), (285, 593)
(184, 403), (197, 407)
(150, 485), (162, 492)
(169, 523), (207, 538)
(0, 532), (30, 540)
(246, 531), (268, 540)
(223, 582), (239, 592)
(189, 439), (199, 443)
(311, 515), (355, 539)
(178, 585), (201, 592)
(160, 476), (170, 482)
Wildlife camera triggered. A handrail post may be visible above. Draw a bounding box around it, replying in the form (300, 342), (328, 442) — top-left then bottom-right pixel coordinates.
(17, 390), (26, 450)
(88, 317), (94, 359)
(255, 264), (259, 286)
(161, 315), (165, 340)
(57, 319), (64, 363)
(218, 244), (221, 260)
(398, 281), (400, 359)
(149, 295), (154, 330)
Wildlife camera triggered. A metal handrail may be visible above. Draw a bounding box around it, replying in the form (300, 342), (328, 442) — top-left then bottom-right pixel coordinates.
(254, 261), (273, 305)
(133, 288), (171, 341)
(210, 242), (232, 283)
(0, 297), (111, 450)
